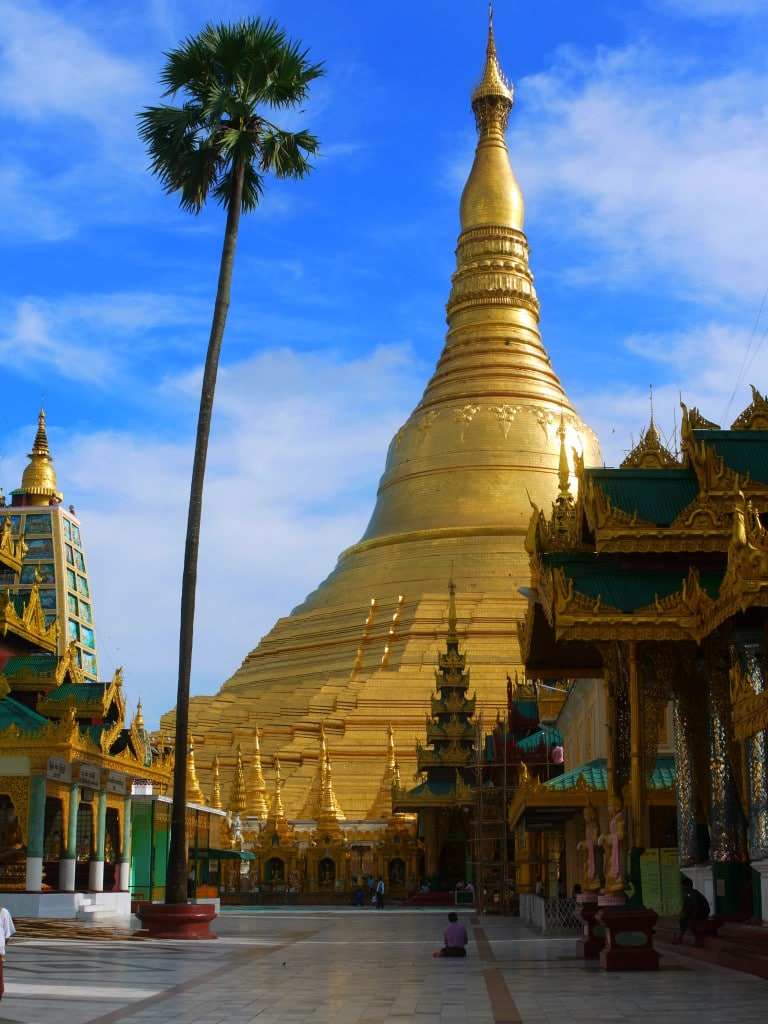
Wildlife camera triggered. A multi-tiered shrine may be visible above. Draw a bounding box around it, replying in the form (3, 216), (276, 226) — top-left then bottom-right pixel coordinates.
(394, 584), (477, 889)
(514, 390), (768, 925)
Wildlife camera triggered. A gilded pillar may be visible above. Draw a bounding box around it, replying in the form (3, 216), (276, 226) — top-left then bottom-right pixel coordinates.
(25, 774), (46, 891)
(424, 808), (440, 883)
(627, 641), (644, 846)
(60, 781), (80, 891)
(672, 692), (698, 865)
(741, 647), (768, 860)
(703, 635), (749, 914)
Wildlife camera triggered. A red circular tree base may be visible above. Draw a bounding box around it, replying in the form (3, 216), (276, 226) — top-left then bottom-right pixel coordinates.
(135, 902), (218, 939)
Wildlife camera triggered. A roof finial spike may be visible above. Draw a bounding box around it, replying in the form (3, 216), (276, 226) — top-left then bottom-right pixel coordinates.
(447, 579), (458, 639)
(557, 411), (571, 498)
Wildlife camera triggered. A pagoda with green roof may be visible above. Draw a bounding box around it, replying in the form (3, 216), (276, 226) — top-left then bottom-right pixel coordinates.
(393, 584), (477, 889)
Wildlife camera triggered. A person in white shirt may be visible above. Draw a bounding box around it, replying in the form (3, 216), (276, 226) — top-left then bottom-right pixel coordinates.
(0, 907), (16, 1000)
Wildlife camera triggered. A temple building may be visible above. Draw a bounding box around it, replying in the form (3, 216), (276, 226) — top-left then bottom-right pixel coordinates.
(0, 410), (99, 681)
(514, 394), (768, 923)
(162, 11), (601, 828)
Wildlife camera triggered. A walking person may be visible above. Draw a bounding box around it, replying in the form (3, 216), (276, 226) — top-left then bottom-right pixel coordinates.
(0, 907), (15, 1000)
(375, 877), (384, 909)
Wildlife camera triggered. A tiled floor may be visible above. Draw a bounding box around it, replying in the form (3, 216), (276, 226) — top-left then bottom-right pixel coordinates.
(1, 907), (766, 1024)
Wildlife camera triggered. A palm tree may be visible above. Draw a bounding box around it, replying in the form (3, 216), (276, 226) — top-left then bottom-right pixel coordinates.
(138, 18), (323, 906)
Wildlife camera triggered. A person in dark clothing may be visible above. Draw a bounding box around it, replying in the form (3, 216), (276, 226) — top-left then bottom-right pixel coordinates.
(673, 876), (710, 943)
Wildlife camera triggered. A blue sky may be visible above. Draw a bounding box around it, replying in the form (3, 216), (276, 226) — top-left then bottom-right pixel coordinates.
(2, 0), (768, 730)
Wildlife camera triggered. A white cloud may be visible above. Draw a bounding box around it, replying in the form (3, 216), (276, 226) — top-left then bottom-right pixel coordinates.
(23, 342), (419, 728)
(573, 317), (768, 467)
(506, 45), (768, 302)
(0, 1), (144, 133)
(0, 293), (209, 384)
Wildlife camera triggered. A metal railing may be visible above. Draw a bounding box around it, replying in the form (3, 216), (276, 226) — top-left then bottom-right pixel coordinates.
(519, 893), (582, 936)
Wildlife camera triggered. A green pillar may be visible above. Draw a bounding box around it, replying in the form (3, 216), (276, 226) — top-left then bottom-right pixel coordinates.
(60, 782), (79, 891)
(25, 774), (46, 890)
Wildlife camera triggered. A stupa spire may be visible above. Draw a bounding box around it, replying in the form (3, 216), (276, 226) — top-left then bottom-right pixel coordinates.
(228, 744), (247, 816)
(16, 408), (62, 506)
(246, 728), (270, 818)
(210, 754), (223, 810)
(168, 13), (601, 823)
(186, 741), (206, 806)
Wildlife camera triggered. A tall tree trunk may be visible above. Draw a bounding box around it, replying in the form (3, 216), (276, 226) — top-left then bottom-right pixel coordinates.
(166, 163), (245, 905)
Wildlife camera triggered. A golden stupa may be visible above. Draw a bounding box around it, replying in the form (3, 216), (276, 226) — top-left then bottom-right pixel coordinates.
(163, 13), (601, 820)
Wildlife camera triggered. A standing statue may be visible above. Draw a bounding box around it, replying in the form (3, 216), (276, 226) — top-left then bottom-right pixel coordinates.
(598, 795), (626, 894)
(576, 805), (601, 893)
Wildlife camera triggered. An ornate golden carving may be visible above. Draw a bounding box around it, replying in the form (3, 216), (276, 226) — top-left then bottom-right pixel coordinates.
(620, 421), (680, 470)
(730, 385), (768, 431)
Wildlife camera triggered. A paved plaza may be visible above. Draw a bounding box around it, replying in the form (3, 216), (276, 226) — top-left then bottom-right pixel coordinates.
(0, 907), (765, 1024)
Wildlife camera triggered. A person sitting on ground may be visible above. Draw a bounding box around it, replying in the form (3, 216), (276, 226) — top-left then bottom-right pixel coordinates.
(673, 876), (710, 944)
(433, 911), (469, 958)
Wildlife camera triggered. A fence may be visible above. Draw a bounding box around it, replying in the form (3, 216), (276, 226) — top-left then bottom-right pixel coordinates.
(519, 893), (583, 936)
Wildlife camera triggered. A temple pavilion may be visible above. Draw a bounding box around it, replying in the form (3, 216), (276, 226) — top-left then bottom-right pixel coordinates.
(513, 393), (768, 923)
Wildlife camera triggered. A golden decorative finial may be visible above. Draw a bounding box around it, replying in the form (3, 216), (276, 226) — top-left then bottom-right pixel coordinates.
(273, 757), (285, 821)
(447, 580), (458, 641)
(19, 407), (63, 506)
(246, 727), (270, 818)
(471, 4), (514, 124)
(228, 743), (247, 816)
(557, 412), (570, 498)
(135, 700), (145, 731)
(186, 741), (206, 805)
(210, 754), (222, 810)
(460, 9), (523, 232)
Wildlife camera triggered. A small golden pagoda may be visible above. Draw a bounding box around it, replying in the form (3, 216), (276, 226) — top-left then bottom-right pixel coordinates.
(162, 9), (601, 824)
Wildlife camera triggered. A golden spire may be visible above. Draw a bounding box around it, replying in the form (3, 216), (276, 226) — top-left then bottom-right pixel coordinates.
(318, 730), (345, 824)
(447, 579), (458, 644)
(557, 413), (570, 498)
(210, 754), (223, 810)
(135, 700), (145, 731)
(246, 728), (270, 818)
(460, 4), (522, 233)
(18, 408), (63, 506)
(186, 741), (206, 806)
(273, 758), (286, 823)
(228, 743), (247, 816)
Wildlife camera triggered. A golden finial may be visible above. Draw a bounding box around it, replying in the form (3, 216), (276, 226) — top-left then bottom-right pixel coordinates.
(557, 412), (570, 498)
(447, 579), (458, 640)
(273, 757), (285, 820)
(246, 727), (270, 818)
(135, 699), (145, 731)
(210, 754), (222, 810)
(19, 407), (62, 506)
(228, 743), (247, 816)
(471, 3), (514, 122)
(186, 740), (206, 805)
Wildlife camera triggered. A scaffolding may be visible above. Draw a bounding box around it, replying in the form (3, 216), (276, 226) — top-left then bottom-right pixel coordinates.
(469, 718), (514, 916)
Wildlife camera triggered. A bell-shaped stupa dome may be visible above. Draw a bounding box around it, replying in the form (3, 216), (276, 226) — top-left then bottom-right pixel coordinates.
(166, 11), (600, 820)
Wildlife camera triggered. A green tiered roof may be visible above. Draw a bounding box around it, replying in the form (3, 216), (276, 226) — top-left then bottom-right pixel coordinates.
(545, 755), (676, 792)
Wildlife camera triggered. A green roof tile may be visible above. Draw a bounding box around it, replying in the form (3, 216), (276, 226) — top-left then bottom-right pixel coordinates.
(587, 469), (698, 526)
(545, 755), (676, 791)
(0, 695), (48, 735)
(695, 430), (768, 484)
(546, 552), (722, 611)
